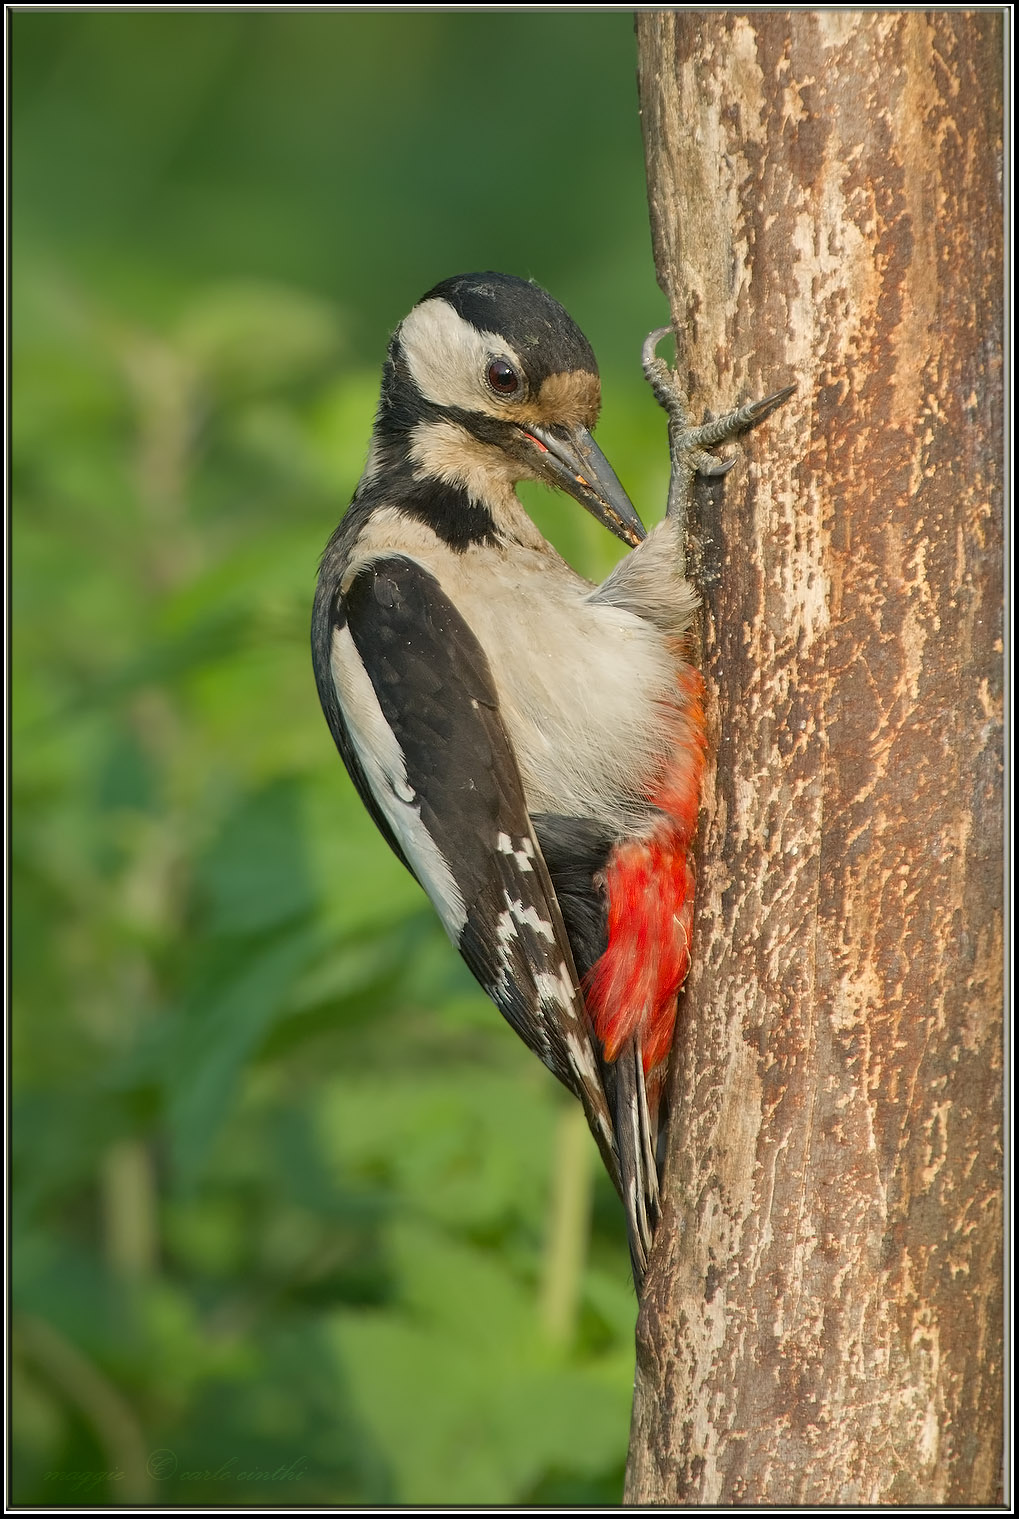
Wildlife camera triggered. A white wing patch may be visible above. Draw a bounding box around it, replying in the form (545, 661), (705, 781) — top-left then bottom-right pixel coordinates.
(490, 890), (573, 1059)
(558, 990), (614, 1147)
(493, 895), (555, 964)
(497, 832), (535, 872)
(564, 1024), (601, 1087)
(329, 624), (467, 938)
(534, 963), (577, 1014)
(506, 898), (554, 940)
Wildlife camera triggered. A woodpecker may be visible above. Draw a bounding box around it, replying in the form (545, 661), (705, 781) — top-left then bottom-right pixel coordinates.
(312, 272), (790, 1290)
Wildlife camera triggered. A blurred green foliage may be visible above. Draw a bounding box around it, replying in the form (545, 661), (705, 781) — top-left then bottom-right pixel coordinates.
(12, 11), (673, 1506)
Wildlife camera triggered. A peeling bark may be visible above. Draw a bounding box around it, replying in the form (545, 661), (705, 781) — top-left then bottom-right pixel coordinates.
(628, 11), (1003, 1505)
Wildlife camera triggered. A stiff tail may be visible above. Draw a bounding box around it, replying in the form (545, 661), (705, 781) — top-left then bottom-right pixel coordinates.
(608, 1037), (661, 1290)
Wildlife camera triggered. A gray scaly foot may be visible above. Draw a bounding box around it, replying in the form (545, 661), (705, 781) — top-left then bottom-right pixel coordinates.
(642, 326), (795, 541)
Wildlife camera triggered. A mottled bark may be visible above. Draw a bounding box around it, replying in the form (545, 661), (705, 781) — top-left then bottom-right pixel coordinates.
(628, 11), (1003, 1506)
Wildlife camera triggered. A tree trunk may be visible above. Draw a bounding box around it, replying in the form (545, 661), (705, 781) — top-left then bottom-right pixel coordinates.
(628, 11), (1003, 1505)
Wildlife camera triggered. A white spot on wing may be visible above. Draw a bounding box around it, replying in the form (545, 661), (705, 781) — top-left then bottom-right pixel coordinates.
(491, 901), (551, 1057)
(490, 891), (576, 1059)
(535, 961), (577, 1014)
(497, 833), (535, 872)
(565, 1026), (600, 1087)
(495, 904), (519, 960)
(505, 898), (554, 941)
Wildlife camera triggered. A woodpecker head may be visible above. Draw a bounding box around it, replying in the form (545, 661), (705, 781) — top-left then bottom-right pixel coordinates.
(375, 272), (646, 547)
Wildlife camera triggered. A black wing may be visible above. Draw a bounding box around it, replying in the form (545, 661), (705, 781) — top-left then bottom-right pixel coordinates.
(312, 550), (620, 1190)
(312, 531), (414, 876)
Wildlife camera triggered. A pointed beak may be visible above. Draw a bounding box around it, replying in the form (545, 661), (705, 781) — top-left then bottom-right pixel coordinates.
(521, 423), (646, 547)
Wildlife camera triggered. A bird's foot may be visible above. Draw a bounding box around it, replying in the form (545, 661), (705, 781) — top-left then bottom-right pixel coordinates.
(642, 326), (794, 527)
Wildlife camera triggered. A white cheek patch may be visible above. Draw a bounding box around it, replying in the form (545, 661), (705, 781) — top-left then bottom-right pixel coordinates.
(399, 298), (522, 414)
(330, 624), (467, 938)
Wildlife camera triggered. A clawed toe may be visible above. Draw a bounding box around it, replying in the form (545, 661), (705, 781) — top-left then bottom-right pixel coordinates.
(640, 327), (793, 528)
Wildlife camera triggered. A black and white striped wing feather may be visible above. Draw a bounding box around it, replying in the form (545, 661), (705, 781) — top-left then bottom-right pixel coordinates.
(312, 552), (620, 1188)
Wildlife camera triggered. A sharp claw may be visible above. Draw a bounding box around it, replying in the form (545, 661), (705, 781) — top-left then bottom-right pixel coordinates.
(642, 325), (673, 370)
(700, 455), (737, 479)
(745, 383), (797, 423)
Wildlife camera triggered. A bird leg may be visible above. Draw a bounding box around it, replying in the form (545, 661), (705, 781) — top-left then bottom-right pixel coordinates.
(641, 327), (795, 565)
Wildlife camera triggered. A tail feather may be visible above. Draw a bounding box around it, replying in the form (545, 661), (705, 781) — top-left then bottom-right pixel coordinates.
(609, 1038), (660, 1291)
(635, 1048), (661, 1218)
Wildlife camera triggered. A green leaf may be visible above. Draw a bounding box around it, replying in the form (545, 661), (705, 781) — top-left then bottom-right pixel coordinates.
(192, 778), (317, 936)
(175, 281), (342, 401)
(168, 924), (320, 1186)
(327, 1223), (632, 1505)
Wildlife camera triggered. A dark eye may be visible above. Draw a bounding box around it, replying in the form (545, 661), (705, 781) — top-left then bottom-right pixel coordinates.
(487, 358), (520, 396)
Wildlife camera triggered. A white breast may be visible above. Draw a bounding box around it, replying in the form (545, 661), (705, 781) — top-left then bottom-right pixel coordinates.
(463, 554), (681, 823)
(345, 510), (687, 830)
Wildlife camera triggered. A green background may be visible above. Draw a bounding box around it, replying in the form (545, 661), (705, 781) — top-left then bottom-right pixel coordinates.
(12, 11), (672, 1506)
